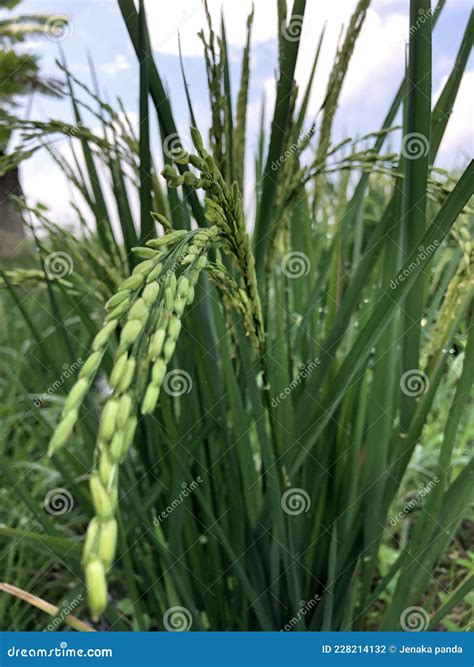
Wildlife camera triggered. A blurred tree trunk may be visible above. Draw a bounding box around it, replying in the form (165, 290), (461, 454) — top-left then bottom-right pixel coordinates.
(0, 150), (25, 257)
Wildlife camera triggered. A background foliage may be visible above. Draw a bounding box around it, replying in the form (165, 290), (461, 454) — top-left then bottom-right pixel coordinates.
(0, 0), (472, 632)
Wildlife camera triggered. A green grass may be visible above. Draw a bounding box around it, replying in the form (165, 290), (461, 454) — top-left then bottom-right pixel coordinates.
(0, 0), (473, 631)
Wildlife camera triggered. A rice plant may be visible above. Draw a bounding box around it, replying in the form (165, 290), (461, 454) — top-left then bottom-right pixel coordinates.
(0, 0), (473, 632)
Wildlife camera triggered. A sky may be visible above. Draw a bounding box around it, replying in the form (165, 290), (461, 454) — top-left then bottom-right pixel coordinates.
(5, 0), (474, 227)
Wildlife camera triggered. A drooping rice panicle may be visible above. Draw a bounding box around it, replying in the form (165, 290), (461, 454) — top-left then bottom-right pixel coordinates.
(49, 223), (223, 617)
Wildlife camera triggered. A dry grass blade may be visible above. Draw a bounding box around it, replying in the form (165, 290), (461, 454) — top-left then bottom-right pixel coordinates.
(0, 583), (94, 632)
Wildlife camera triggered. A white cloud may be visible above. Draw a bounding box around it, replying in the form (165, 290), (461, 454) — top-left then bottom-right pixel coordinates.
(145, 0), (364, 57)
(21, 134), (137, 240)
(145, 1), (408, 128)
(15, 39), (44, 53)
(100, 54), (132, 78)
(339, 11), (406, 105)
(435, 70), (474, 168)
(145, 0), (206, 56)
(22, 149), (77, 227)
(17, 0), (472, 226)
